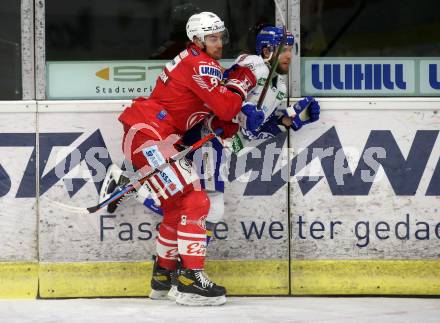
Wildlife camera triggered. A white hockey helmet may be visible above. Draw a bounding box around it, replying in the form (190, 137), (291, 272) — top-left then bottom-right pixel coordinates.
(186, 12), (229, 44)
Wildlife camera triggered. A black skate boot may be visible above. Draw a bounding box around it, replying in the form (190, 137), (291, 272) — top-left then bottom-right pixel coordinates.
(176, 269), (226, 306)
(149, 257), (173, 300)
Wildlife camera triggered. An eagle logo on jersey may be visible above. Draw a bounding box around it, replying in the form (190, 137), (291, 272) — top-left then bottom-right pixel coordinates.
(192, 74), (218, 92)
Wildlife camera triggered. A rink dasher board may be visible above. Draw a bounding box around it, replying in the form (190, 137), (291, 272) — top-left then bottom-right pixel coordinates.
(0, 99), (440, 297)
(289, 108), (440, 260)
(0, 103), (38, 298)
(0, 103), (37, 261)
(288, 102), (440, 294)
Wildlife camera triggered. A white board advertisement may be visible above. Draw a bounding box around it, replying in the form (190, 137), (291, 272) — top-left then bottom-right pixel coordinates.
(0, 103), (38, 261)
(289, 106), (440, 259)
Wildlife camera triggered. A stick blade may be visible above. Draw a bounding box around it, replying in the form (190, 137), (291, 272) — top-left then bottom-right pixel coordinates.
(86, 205), (101, 214)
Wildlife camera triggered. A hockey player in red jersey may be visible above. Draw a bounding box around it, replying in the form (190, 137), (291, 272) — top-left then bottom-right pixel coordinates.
(109, 12), (262, 306)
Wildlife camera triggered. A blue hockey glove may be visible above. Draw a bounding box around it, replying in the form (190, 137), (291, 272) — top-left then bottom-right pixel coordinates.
(285, 96), (320, 131)
(239, 102), (265, 132)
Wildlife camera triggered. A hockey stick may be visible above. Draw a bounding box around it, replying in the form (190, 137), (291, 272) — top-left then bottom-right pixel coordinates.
(255, 26), (288, 111)
(86, 128), (222, 214)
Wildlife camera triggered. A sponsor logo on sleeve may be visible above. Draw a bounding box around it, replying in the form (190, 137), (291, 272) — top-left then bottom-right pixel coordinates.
(190, 48), (200, 56)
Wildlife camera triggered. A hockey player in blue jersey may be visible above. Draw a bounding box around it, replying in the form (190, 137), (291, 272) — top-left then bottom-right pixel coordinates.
(100, 24), (320, 302)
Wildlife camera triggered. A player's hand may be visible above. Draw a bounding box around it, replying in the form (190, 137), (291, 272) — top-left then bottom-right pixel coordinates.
(284, 96), (320, 131)
(223, 65), (257, 100)
(238, 102), (265, 132)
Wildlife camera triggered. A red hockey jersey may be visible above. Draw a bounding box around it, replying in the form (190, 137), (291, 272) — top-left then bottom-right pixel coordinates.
(118, 44), (243, 139)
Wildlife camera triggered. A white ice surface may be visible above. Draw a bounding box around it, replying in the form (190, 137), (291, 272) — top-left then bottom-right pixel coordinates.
(0, 297), (439, 323)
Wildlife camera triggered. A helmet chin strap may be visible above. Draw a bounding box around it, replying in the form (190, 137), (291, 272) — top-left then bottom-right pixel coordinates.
(263, 52), (285, 76)
(262, 44), (278, 64)
(263, 51), (274, 63)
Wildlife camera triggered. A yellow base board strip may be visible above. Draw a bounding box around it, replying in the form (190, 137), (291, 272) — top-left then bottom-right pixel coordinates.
(39, 259), (289, 298)
(9, 259), (440, 298)
(292, 260), (440, 295)
(206, 259), (289, 295)
(0, 262), (38, 298)
(39, 261), (153, 298)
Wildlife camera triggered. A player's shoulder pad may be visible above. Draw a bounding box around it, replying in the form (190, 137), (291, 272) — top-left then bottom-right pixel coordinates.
(235, 54), (268, 80)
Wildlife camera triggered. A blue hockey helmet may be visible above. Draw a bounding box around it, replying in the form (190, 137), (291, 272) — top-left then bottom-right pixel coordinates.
(255, 26), (294, 55)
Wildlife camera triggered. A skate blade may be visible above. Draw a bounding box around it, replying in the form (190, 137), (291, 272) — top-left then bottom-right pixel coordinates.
(149, 289), (170, 300)
(176, 293), (226, 306)
(167, 286), (180, 301)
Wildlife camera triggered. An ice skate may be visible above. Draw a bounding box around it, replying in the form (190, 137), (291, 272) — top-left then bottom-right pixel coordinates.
(166, 270), (181, 301)
(149, 257), (174, 300)
(176, 269), (226, 306)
